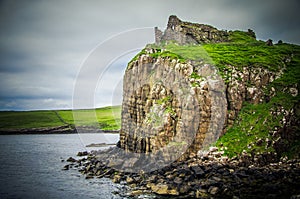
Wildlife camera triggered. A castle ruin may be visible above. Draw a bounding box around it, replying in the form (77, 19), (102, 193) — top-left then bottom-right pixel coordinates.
(155, 15), (229, 45)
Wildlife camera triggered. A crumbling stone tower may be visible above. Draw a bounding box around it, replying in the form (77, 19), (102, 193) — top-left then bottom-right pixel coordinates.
(155, 15), (229, 45)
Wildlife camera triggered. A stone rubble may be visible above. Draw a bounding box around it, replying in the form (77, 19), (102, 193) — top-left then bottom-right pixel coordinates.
(64, 146), (300, 199)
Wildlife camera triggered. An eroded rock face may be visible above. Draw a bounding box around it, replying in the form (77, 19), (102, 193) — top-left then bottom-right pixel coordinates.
(119, 47), (285, 160)
(224, 66), (283, 127)
(120, 49), (227, 159)
(119, 15), (291, 162)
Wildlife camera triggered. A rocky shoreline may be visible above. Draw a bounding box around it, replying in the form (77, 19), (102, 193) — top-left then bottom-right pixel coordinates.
(0, 126), (119, 135)
(0, 125), (76, 134)
(86, 143), (116, 147)
(64, 147), (300, 199)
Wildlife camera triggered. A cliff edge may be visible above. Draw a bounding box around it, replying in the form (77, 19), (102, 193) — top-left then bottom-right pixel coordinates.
(119, 15), (300, 161)
(71, 16), (300, 199)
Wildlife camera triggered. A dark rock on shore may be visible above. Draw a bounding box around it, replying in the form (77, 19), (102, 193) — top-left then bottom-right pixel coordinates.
(0, 125), (119, 134)
(66, 157), (77, 162)
(0, 125), (76, 134)
(85, 143), (116, 147)
(77, 151), (88, 156)
(74, 126), (119, 134)
(65, 146), (300, 199)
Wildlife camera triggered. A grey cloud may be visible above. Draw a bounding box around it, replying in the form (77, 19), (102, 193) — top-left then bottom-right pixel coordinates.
(0, 0), (299, 110)
(0, 71), (74, 99)
(0, 98), (71, 111)
(205, 0), (300, 42)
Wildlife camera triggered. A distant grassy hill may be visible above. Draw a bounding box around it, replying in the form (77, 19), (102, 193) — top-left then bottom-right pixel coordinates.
(0, 106), (121, 132)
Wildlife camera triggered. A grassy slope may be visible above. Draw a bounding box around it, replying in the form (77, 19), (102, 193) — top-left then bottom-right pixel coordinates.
(58, 106), (121, 130)
(215, 49), (300, 158)
(0, 111), (65, 129)
(0, 106), (121, 131)
(136, 30), (300, 158)
(211, 34), (300, 158)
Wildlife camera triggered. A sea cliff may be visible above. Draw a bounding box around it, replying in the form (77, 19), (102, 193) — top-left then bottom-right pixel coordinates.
(68, 16), (300, 198)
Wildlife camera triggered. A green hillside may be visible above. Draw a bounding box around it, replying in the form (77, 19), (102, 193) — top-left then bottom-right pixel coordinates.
(0, 106), (121, 131)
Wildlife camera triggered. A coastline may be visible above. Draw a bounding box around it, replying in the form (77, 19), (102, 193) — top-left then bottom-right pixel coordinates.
(0, 125), (119, 135)
(66, 146), (300, 198)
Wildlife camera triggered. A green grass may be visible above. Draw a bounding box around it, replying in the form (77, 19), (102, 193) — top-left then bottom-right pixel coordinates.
(215, 93), (300, 159)
(215, 44), (300, 158)
(215, 102), (279, 157)
(130, 30), (297, 76)
(150, 50), (186, 63)
(0, 106), (121, 131)
(59, 106), (121, 130)
(161, 43), (213, 63)
(228, 30), (257, 43)
(203, 43), (294, 72)
(127, 47), (186, 69)
(144, 31), (295, 75)
(0, 111), (65, 129)
(160, 40), (294, 73)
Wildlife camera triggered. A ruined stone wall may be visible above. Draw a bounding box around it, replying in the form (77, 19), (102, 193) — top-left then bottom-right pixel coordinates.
(155, 15), (229, 45)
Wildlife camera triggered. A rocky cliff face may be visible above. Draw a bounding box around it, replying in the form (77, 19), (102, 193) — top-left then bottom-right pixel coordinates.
(119, 16), (300, 161)
(120, 49), (226, 159)
(119, 48), (284, 159)
(224, 66), (283, 127)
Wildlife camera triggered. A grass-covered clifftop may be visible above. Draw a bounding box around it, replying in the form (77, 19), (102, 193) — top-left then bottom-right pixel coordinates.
(130, 29), (300, 159)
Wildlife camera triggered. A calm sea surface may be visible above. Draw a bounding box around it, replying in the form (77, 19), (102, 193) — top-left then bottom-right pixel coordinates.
(0, 133), (122, 199)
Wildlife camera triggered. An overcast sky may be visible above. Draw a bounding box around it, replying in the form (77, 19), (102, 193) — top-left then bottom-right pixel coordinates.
(0, 0), (299, 111)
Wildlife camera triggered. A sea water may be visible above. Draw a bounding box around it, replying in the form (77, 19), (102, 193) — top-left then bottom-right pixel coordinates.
(0, 133), (122, 199)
